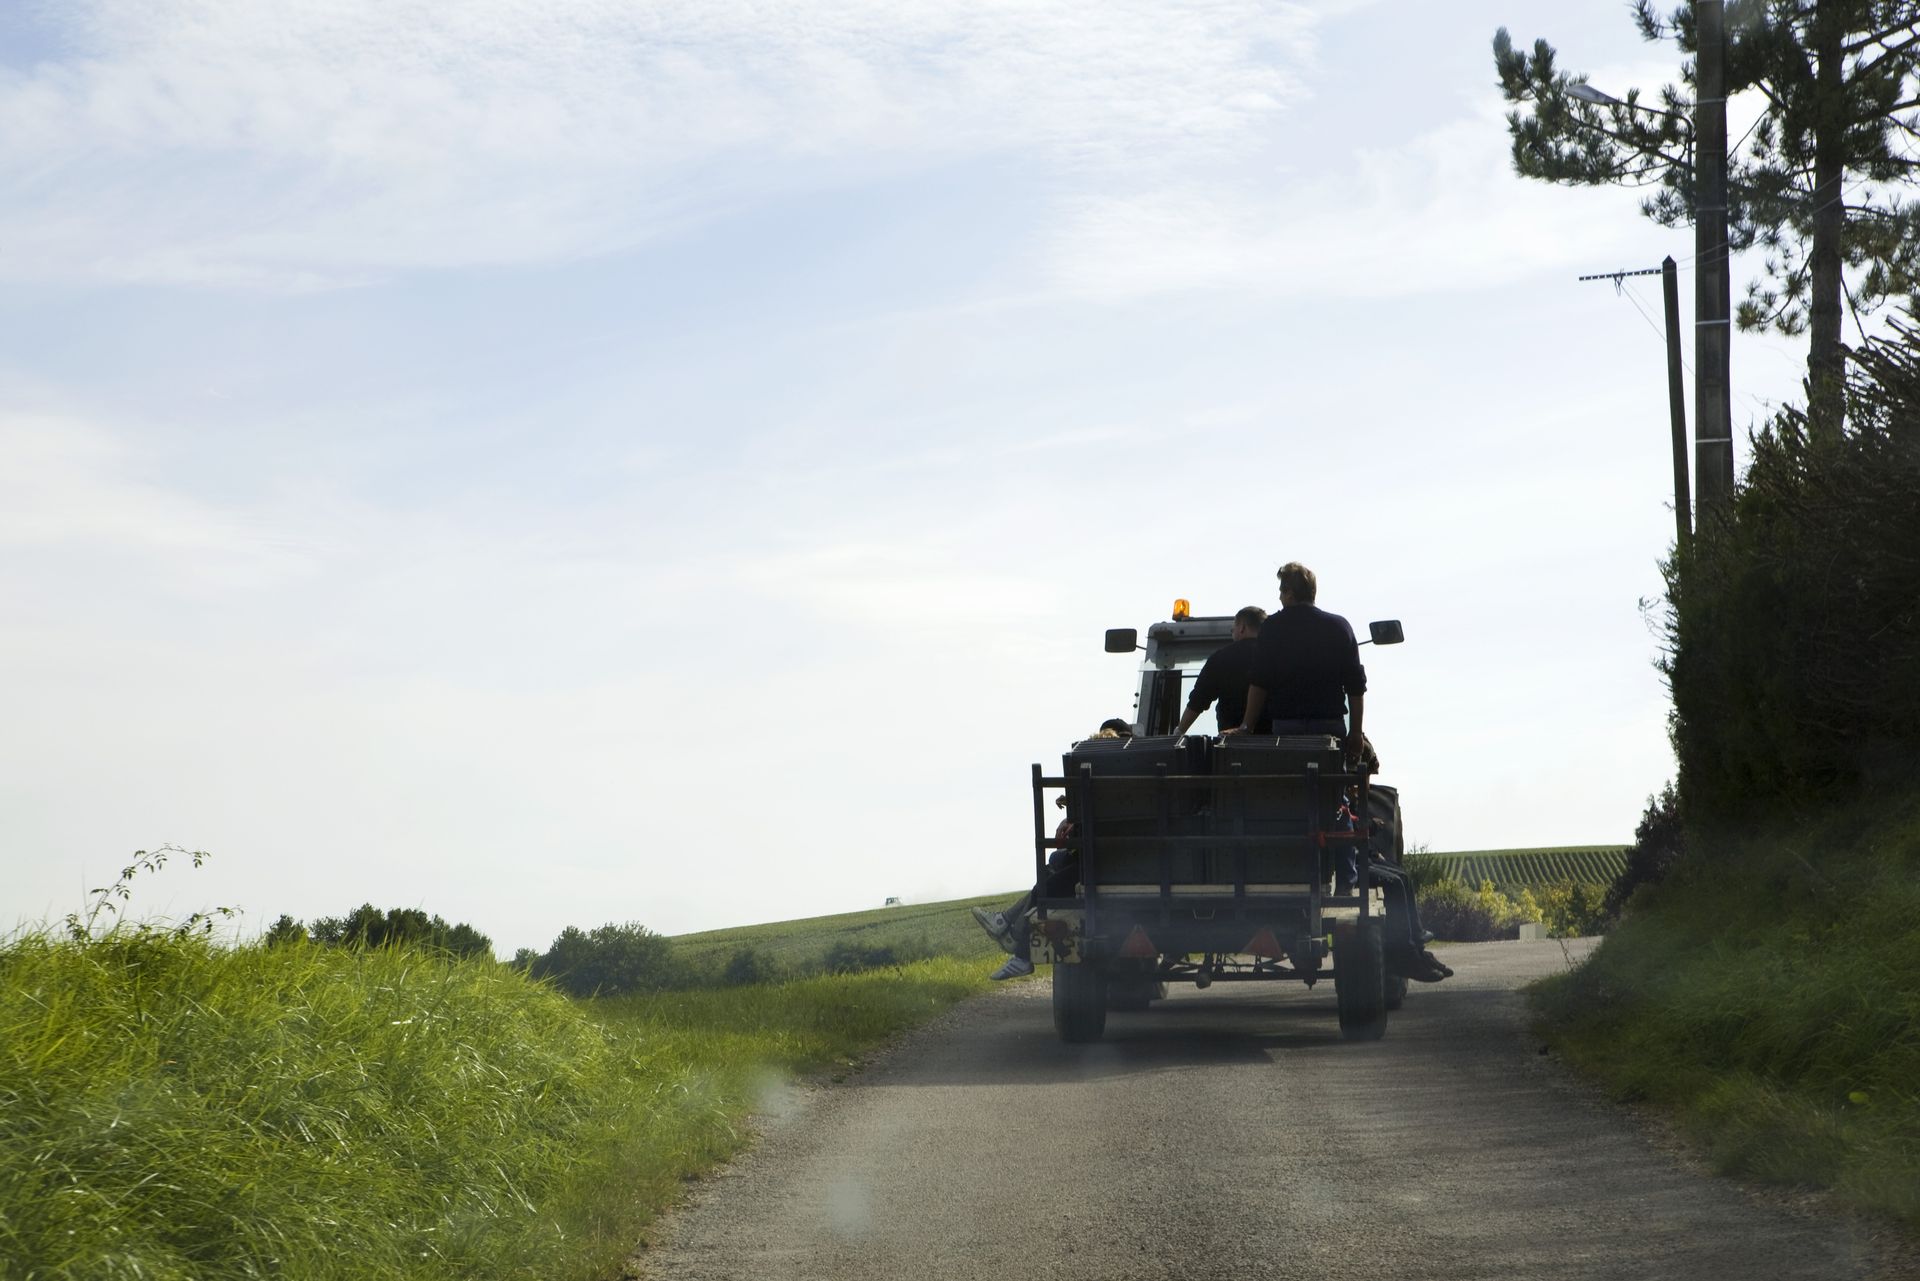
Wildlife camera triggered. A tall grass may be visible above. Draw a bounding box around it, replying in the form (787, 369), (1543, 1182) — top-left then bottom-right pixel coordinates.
(1531, 795), (1920, 1227)
(0, 926), (993, 1281)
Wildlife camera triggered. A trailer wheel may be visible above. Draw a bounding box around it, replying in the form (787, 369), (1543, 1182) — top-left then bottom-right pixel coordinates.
(1052, 962), (1108, 1042)
(1334, 922), (1388, 1041)
(1384, 971), (1410, 1011)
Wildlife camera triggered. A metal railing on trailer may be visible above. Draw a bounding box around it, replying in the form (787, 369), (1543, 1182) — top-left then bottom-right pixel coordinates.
(1028, 757), (1377, 954)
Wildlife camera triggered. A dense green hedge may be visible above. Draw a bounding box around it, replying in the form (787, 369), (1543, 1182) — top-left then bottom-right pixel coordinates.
(1665, 323), (1920, 821)
(1539, 325), (1920, 1226)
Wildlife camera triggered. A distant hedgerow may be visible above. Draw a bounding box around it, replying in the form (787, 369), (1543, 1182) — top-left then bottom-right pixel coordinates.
(528, 922), (678, 997)
(273, 903), (495, 960)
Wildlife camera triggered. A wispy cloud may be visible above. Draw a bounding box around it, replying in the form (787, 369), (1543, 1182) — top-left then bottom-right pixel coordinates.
(1042, 109), (1661, 303)
(0, 0), (1329, 287)
(0, 411), (319, 591)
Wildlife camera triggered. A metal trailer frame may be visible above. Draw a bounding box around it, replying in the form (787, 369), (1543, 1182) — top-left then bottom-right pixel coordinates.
(1028, 756), (1378, 980)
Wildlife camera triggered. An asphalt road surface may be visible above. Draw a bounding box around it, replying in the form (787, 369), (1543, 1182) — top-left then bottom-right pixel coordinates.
(633, 940), (1904, 1281)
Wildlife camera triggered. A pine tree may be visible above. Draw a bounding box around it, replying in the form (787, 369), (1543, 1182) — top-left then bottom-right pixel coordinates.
(1494, 1), (1920, 434)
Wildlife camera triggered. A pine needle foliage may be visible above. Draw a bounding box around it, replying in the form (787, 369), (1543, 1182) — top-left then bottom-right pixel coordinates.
(1494, 2), (1920, 429)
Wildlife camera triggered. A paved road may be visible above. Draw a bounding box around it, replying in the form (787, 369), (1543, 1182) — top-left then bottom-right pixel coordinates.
(633, 941), (1900, 1281)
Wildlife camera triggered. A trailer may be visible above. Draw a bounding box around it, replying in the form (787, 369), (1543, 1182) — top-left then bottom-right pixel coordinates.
(1029, 603), (1407, 1043)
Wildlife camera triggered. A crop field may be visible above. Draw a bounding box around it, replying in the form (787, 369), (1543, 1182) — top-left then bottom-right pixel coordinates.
(670, 849), (1630, 969)
(671, 893), (1008, 973)
(1423, 846), (1628, 890)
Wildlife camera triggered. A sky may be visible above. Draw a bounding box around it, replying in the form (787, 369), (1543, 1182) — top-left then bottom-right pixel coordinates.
(2, 0), (1827, 955)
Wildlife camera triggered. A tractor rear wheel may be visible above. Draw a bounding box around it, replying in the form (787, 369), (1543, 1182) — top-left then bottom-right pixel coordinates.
(1334, 922), (1388, 1041)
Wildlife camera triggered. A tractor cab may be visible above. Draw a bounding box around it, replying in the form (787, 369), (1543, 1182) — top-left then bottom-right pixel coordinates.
(1103, 600), (1238, 736)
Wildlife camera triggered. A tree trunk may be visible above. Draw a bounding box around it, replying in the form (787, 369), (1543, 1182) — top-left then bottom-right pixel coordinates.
(1805, 6), (1848, 439)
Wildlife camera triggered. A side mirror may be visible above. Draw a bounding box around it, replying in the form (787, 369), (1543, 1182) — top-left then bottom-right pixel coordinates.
(1104, 628), (1139, 653)
(1368, 620), (1405, 646)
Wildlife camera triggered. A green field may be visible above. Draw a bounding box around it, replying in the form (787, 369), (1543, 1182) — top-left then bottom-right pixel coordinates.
(1421, 846), (1627, 890)
(671, 847), (1629, 967)
(671, 893), (1010, 973)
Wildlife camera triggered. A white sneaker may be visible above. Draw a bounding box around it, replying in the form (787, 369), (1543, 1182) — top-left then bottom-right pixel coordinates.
(989, 956), (1034, 981)
(971, 906), (1015, 954)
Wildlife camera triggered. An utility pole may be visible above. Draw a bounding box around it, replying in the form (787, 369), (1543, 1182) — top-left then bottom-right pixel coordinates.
(1663, 256), (1693, 548)
(1694, 0), (1735, 511)
(1578, 263), (1693, 548)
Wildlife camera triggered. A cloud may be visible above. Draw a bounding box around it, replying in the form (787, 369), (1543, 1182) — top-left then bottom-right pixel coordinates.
(1041, 108), (1663, 303)
(0, 411), (319, 591)
(0, 0), (1329, 287)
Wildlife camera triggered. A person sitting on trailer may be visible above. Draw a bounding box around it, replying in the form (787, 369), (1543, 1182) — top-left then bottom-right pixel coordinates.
(1334, 745), (1451, 984)
(1172, 605), (1270, 737)
(970, 722), (1125, 979)
(1230, 561), (1366, 764)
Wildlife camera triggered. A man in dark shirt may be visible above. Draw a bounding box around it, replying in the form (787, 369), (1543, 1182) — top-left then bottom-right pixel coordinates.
(1232, 569), (1447, 983)
(1173, 605), (1268, 736)
(1234, 561), (1366, 765)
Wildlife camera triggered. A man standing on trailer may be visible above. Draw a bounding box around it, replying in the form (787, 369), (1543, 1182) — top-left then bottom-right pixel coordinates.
(1173, 605), (1269, 737)
(1232, 561), (1365, 766)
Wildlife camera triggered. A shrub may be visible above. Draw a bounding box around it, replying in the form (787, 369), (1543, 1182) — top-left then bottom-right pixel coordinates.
(263, 914), (307, 947)
(529, 922), (677, 997)
(1536, 881), (1611, 937)
(821, 935), (933, 974)
(1664, 322), (1920, 822)
(721, 946), (779, 986)
(1417, 878), (1535, 941)
(302, 904), (495, 960)
(1603, 782), (1686, 921)
(1399, 843), (1446, 895)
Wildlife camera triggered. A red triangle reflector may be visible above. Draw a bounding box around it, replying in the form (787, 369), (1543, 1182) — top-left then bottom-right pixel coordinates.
(1119, 925), (1157, 958)
(1245, 929), (1282, 958)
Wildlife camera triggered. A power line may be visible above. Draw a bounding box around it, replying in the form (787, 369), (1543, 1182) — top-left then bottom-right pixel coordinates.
(1619, 278), (1779, 422)
(1618, 278), (1673, 344)
(1577, 265), (1777, 423)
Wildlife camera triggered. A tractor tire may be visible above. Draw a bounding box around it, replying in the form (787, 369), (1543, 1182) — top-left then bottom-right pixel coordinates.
(1052, 961), (1109, 1043)
(1334, 921), (1389, 1041)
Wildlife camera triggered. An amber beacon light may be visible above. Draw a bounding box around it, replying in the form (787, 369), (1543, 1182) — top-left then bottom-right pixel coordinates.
(1172, 598), (1191, 620)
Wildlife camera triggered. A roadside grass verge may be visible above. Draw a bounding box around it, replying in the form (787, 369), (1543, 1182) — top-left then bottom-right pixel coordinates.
(1529, 797), (1920, 1228)
(0, 928), (994, 1281)
(564, 956), (995, 1263)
